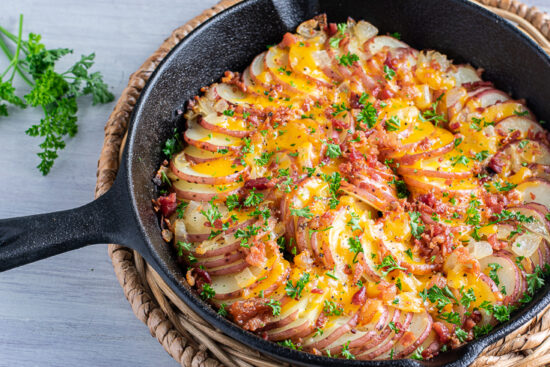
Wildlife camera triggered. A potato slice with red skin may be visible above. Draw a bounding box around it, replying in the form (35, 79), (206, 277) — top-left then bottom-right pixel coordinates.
(357, 312), (413, 360)
(393, 312), (433, 359)
(171, 152), (248, 185)
(479, 252), (523, 305)
(198, 114), (250, 138)
(516, 178), (550, 209)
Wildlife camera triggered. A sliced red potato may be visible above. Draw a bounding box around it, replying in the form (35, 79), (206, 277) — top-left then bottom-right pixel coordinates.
(393, 312), (433, 359)
(183, 145), (228, 163)
(449, 64), (481, 85)
(171, 152), (247, 185)
(357, 312), (413, 360)
(322, 304), (391, 354)
(473, 89), (510, 109)
(481, 100), (536, 124)
(495, 116), (544, 139)
(340, 178), (398, 212)
(303, 314), (359, 351)
(198, 113), (250, 138)
(392, 134), (456, 166)
(404, 175), (479, 198)
(479, 252), (522, 304)
(365, 35), (409, 58)
(516, 178), (550, 209)
(184, 118), (242, 152)
(491, 140), (550, 175)
(172, 179), (242, 202)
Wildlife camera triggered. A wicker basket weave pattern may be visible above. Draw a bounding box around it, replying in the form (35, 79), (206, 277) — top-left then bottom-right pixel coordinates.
(94, 1), (550, 366)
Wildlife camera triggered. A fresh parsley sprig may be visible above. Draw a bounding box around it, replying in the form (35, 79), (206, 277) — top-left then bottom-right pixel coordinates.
(0, 15), (114, 175)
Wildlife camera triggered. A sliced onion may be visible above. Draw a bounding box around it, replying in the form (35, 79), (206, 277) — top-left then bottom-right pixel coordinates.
(467, 240), (493, 260)
(511, 232), (544, 258)
(352, 21), (378, 43)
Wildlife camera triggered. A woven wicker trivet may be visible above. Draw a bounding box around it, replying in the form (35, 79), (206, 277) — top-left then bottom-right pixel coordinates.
(94, 1), (550, 366)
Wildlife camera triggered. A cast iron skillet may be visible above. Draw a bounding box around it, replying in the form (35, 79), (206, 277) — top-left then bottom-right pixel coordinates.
(1, 0), (550, 365)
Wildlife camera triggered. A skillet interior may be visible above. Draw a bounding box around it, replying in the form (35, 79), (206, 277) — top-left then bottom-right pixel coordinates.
(124, 0), (550, 365)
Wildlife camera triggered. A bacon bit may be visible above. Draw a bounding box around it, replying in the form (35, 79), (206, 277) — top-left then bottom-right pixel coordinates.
(315, 312), (328, 330)
(433, 321), (451, 344)
(377, 281), (397, 302)
(378, 87), (395, 100)
(246, 242), (267, 267)
(422, 340), (441, 360)
(483, 191), (508, 215)
(488, 155), (505, 173)
(229, 299), (272, 331)
(327, 22), (338, 36)
(352, 286), (367, 306)
(244, 177), (272, 190)
(158, 193), (177, 217)
(280, 32), (298, 48)
(448, 121), (460, 131)
(487, 233), (507, 251)
(311, 288), (324, 294)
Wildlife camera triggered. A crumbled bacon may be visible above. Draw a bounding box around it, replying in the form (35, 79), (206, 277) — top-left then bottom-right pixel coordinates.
(482, 191), (508, 215)
(246, 242), (267, 267)
(280, 32), (298, 48)
(229, 299), (272, 331)
(351, 286), (367, 306)
(244, 177), (273, 190)
(487, 233), (507, 251)
(433, 321), (451, 344)
(158, 193), (177, 217)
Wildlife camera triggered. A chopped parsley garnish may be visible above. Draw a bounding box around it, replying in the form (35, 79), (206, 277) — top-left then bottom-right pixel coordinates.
(340, 341), (355, 360)
(255, 151), (274, 166)
(514, 109), (529, 116)
(278, 339), (302, 350)
(222, 109), (234, 117)
(176, 201), (188, 219)
(265, 299), (281, 316)
(384, 65), (396, 80)
(326, 142), (342, 159)
(358, 92), (369, 105)
(331, 102), (349, 117)
(385, 115), (401, 131)
(420, 93), (446, 125)
(200, 283), (215, 300)
(389, 177), (409, 199)
(285, 272), (310, 299)
(243, 189), (264, 207)
(409, 211), (425, 239)
(420, 285), (458, 310)
(348, 236), (363, 263)
(390, 32), (401, 39)
(479, 301), (513, 322)
(455, 327), (468, 342)
(375, 255), (407, 277)
(439, 311), (461, 325)
(347, 212), (362, 232)
(175, 241), (192, 256)
(474, 150), (489, 161)
(451, 154), (470, 167)
(388, 321), (400, 333)
(321, 171), (342, 209)
(356, 102), (378, 128)
(225, 194), (240, 211)
(234, 224), (261, 248)
(494, 181), (517, 192)
(323, 300), (343, 316)
(410, 347), (424, 360)
(163, 128), (183, 159)
(460, 287), (477, 309)
(473, 324), (493, 338)
(337, 52), (359, 67)
(290, 206), (313, 219)
(217, 303), (228, 316)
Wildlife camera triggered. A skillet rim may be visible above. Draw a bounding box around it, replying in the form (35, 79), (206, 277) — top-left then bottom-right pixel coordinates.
(124, 0), (550, 365)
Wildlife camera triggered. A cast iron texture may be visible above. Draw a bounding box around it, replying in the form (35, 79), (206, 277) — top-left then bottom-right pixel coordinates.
(1, 0), (550, 366)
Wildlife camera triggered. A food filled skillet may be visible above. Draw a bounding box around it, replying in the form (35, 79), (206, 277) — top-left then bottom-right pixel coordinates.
(1, 0), (550, 366)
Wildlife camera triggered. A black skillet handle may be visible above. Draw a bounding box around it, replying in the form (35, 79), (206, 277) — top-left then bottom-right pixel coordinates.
(0, 181), (142, 272)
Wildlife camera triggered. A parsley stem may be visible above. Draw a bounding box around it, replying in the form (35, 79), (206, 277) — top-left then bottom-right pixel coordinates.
(9, 15), (24, 83)
(0, 33), (32, 86)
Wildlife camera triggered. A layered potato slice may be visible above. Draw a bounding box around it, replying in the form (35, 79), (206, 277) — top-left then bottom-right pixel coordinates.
(153, 14), (550, 362)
